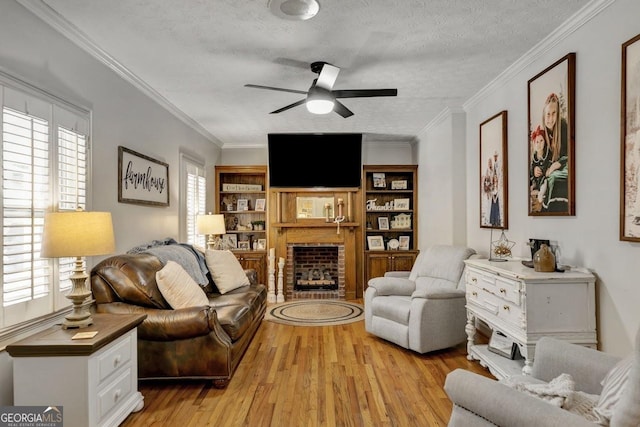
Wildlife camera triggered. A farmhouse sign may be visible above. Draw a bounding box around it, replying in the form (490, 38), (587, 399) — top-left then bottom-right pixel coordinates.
(118, 146), (170, 207)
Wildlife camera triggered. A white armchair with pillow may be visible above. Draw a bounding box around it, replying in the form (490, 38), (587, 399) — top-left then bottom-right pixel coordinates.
(364, 245), (477, 354)
(444, 326), (640, 426)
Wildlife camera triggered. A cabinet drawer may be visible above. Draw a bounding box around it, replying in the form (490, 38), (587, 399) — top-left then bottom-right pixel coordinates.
(97, 333), (133, 383)
(97, 367), (133, 421)
(467, 267), (521, 306)
(467, 283), (524, 329)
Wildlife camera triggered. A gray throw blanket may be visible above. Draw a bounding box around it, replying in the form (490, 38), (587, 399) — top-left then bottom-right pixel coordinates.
(127, 238), (209, 286)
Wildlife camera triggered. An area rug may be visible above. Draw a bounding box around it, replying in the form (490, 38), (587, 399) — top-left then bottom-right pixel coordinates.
(265, 300), (364, 326)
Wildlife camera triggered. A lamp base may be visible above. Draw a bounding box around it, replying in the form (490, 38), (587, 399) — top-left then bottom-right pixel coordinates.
(62, 259), (94, 329)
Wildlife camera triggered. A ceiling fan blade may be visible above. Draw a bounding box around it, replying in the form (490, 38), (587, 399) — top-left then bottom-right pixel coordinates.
(333, 88), (398, 98)
(333, 100), (354, 118)
(245, 84), (307, 95)
(269, 99), (306, 114)
(315, 64), (340, 91)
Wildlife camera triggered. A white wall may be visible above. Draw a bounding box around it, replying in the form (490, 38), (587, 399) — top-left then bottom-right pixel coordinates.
(460, 0), (639, 356)
(0, 1), (222, 404)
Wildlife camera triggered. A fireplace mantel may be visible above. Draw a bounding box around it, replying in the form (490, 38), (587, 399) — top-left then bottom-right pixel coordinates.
(268, 189), (363, 300)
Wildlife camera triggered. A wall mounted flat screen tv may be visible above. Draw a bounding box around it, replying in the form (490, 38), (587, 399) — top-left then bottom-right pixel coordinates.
(268, 133), (362, 188)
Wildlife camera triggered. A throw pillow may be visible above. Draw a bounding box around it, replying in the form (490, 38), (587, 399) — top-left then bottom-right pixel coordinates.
(593, 355), (633, 425)
(156, 260), (209, 309)
(205, 249), (250, 294)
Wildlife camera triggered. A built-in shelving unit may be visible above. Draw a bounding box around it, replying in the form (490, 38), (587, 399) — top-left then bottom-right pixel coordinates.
(362, 165), (419, 285)
(215, 165), (268, 284)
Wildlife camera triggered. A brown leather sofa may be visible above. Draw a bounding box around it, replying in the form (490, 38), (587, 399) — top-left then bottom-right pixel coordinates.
(90, 252), (267, 388)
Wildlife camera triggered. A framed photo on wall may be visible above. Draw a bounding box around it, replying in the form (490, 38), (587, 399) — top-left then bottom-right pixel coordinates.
(620, 34), (640, 241)
(479, 111), (508, 229)
(527, 52), (576, 216)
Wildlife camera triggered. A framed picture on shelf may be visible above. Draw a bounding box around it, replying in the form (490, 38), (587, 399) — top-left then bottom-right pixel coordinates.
(527, 52), (576, 216)
(378, 216), (390, 230)
(254, 198), (266, 211)
(238, 240), (250, 250)
(221, 234), (237, 250)
(367, 235), (385, 251)
(480, 110), (508, 229)
(256, 238), (267, 250)
(373, 173), (386, 188)
(620, 34), (640, 241)
(236, 199), (248, 211)
(391, 180), (407, 190)
(393, 198), (410, 210)
(488, 330), (519, 360)
(398, 236), (410, 250)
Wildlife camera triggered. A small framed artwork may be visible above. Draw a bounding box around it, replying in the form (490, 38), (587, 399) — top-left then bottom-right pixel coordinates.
(373, 172), (386, 188)
(488, 330), (519, 360)
(256, 238), (267, 250)
(620, 34), (640, 241)
(479, 111), (508, 229)
(237, 240), (250, 250)
(391, 180), (407, 190)
(378, 216), (390, 230)
(236, 199), (248, 211)
(399, 236), (410, 250)
(527, 52), (576, 216)
(254, 198), (266, 212)
(221, 234), (237, 250)
(118, 146), (169, 207)
(393, 198), (410, 210)
(367, 235), (385, 251)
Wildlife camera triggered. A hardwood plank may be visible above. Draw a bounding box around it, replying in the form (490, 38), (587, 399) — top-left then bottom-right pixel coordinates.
(122, 301), (495, 426)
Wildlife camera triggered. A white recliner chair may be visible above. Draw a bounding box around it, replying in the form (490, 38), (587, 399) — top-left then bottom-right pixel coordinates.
(364, 245), (476, 354)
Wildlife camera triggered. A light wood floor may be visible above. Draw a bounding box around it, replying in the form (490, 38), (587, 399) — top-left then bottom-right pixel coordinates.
(121, 302), (494, 427)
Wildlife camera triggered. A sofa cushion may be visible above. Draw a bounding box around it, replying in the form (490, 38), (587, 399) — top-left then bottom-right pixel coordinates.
(594, 354), (634, 425)
(156, 261), (209, 309)
(205, 249), (250, 294)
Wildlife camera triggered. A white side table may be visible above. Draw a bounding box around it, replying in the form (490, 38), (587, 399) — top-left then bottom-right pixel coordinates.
(464, 259), (597, 379)
(7, 313), (146, 427)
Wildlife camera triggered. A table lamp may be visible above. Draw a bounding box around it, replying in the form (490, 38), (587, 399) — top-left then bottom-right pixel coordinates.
(41, 209), (115, 329)
(196, 213), (226, 250)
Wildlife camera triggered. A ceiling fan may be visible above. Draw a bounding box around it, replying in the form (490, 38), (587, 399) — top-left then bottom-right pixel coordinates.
(245, 61), (397, 118)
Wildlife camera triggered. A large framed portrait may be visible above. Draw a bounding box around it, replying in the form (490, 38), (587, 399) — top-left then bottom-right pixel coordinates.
(479, 111), (508, 229)
(527, 53), (576, 216)
(620, 34), (640, 241)
(118, 146), (169, 207)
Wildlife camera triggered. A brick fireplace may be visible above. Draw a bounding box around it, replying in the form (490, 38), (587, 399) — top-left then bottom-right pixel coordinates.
(286, 244), (345, 300)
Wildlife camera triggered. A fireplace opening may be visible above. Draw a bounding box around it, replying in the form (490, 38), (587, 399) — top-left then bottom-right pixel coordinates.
(293, 246), (339, 291)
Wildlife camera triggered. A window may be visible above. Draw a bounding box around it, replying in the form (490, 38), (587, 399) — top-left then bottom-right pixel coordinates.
(180, 153), (206, 247)
(1, 79), (89, 331)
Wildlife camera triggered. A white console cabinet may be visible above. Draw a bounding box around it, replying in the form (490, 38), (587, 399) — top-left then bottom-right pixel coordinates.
(7, 313), (146, 427)
(464, 259), (597, 380)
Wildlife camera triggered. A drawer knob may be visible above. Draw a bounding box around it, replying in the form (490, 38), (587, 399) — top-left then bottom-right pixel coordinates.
(472, 291), (477, 297)
(113, 355), (121, 367)
(499, 288), (506, 294)
(503, 305), (510, 311)
(114, 389), (121, 402)
(471, 277), (477, 283)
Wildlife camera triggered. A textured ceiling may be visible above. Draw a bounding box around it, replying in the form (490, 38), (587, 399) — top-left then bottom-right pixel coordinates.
(33, 0), (590, 148)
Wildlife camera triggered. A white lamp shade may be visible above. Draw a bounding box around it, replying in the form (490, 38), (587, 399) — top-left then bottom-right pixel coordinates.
(196, 214), (226, 235)
(306, 86), (335, 114)
(41, 211), (116, 258)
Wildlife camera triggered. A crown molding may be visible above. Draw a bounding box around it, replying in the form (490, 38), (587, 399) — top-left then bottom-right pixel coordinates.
(464, 0), (615, 111)
(17, 0), (224, 148)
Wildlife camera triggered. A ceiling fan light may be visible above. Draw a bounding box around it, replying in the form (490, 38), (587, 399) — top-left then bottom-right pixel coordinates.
(306, 99), (334, 114)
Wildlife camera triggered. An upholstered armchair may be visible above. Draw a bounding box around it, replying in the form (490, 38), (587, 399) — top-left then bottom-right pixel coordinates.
(444, 326), (640, 426)
(364, 245), (476, 354)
